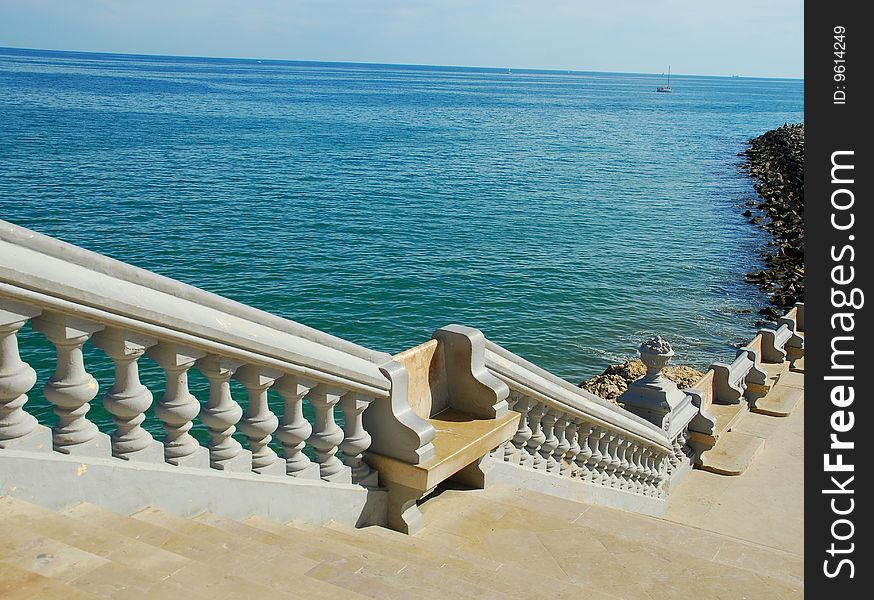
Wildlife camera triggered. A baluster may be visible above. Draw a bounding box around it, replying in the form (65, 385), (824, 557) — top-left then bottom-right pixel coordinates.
(606, 435), (622, 488)
(526, 403), (546, 470)
(0, 302), (50, 450)
(564, 420), (581, 478)
(640, 448), (654, 495)
(628, 443), (644, 493)
(587, 427), (605, 484)
(595, 431), (614, 486)
(197, 356), (251, 472)
(668, 434), (682, 476)
(307, 384), (350, 482)
(236, 365), (284, 476)
(274, 375), (320, 479)
(575, 423), (594, 481)
(510, 396), (533, 466)
(656, 454), (669, 498)
(339, 392), (378, 486)
(32, 313), (109, 456)
(617, 439), (632, 490)
(147, 343), (208, 468)
(650, 449), (667, 497)
(92, 329), (162, 462)
(553, 414), (570, 476)
(539, 410), (559, 473)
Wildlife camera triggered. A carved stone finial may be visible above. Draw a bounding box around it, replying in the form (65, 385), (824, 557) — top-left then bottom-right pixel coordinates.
(640, 336), (673, 356)
(619, 336), (687, 430)
(638, 336), (674, 382)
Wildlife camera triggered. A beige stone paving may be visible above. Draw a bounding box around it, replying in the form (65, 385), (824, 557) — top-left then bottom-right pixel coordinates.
(410, 370), (806, 599)
(664, 401), (804, 555)
(0, 367), (805, 600)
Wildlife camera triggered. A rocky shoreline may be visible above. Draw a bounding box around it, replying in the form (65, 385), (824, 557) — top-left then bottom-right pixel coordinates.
(579, 360), (705, 404)
(741, 123), (804, 319)
(579, 126), (803, 397)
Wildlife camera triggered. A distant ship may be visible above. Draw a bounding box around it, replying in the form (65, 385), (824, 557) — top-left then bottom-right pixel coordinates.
(507, 67), (512, 75)
(656, 66), (672, 93)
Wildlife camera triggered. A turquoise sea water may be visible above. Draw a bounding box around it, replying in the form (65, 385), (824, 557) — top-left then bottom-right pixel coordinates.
(1, 48), (802, 436)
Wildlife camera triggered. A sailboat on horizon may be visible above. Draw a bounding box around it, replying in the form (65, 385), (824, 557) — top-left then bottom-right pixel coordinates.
(656, 65), (672, 93)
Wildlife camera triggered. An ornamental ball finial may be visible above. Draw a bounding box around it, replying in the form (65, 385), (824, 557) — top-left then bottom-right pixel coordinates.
(639, 336), (673, 356)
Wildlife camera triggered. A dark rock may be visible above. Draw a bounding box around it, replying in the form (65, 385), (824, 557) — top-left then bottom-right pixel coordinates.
(742, 123), (804, 313)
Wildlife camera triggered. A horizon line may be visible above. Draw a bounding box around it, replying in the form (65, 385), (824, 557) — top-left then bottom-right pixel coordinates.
(0, 45), (804, 81)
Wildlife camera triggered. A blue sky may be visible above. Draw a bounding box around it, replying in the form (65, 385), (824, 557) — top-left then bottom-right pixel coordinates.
(0, 0), (803, 78)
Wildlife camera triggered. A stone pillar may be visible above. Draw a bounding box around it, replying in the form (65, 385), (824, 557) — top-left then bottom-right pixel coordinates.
(618, 337), (687, 430)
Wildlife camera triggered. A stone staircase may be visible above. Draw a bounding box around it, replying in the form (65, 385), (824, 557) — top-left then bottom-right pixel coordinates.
(692, 305), (803, 477)
(1, 480), (802, 600)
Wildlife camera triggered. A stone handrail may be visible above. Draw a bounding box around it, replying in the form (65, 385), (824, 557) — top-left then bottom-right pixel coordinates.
(483, 340), (683, 500)
(0, 219), (400, 486)
(484, 341), (671, 448)
(710, 346), (767, 405)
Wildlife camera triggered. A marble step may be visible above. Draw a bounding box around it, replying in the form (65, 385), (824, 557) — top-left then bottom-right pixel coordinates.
(697, 431), (766, 476)
(317, 520), (600, 600)
(761, 360), (790, 385)
(209, 512), (498, 600)
(752, 384), (803, 417)
(0, 560), (101, 600)
(416, 486), (802, 594)
(708, 402), (749, 437)
(0, 497), (221, 600)
(62, 502), (316, 599)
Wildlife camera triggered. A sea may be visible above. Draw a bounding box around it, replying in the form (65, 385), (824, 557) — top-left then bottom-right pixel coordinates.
(0, 48), (803, 435)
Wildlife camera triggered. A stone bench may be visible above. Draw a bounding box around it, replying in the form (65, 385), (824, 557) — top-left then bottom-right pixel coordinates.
(365, 326), (520, 534)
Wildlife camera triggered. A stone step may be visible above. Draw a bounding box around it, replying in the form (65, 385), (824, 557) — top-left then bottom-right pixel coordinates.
(240, 514), (465, 600)
(0, 561), (100, 600)
(778, 369), (804, 390)
(207, 512), (469, 600)
(287, 522), (512, 599)
(0, 497), (219, 600)
(761, 360), (790, 385)
(697, 431), (766, 476)
(1, 497), (193, 580)
(62, 503), (308, 599)
(320, 520), (595, 600)
(790, 355), (804, 373)
(412, 486), (801, 598)
(752, 384), (803, 417)
(708, 402), (749, 437)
